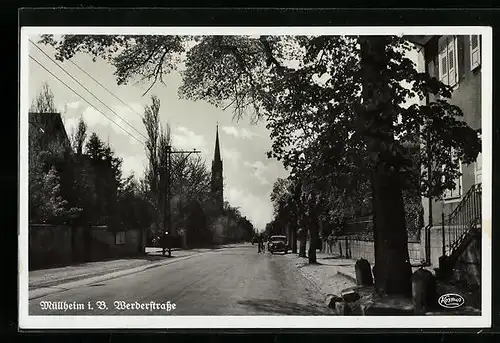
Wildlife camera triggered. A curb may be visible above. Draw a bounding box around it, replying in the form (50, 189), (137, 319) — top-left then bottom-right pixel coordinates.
(336, 270), (357, 283)
(29, 250), (208, 300)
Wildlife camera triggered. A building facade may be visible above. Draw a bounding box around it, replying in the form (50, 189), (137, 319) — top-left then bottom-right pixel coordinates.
(408, 34), (482, 269)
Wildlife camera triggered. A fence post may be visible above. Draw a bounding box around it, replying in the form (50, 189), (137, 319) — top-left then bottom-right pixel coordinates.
(345, 237), (349, 259)
(441, 212), (446, 256)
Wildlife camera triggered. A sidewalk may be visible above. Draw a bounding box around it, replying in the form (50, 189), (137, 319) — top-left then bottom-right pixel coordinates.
(286, 251), (358, 297)
(29, 247), (213, 290)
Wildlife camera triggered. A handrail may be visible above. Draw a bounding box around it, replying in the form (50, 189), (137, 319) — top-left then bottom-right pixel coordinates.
(447, 183), (481, 222)
(443, 183), (482, 257)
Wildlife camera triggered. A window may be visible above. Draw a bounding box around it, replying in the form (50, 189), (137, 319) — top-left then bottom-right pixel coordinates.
(443, 148), (463, 201)
(438, 36), (458, 87)
(115, 231), (125, 245)
(470, 35), (481, 71)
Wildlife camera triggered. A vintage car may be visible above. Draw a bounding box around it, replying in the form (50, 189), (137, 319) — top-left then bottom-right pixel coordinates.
(267, 235), (288, 254)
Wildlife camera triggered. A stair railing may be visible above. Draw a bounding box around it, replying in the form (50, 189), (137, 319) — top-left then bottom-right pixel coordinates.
(442, 183), (482, 257)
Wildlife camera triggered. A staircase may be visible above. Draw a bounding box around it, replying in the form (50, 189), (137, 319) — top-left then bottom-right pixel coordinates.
(438, 183), (482, 281)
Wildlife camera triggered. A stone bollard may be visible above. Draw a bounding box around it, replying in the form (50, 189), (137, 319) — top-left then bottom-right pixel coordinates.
(341, 288), (361, 303)
(355, 258), (373, 286)
(325, 294), (344, 309)
(335, 301), (351, 315)
(411, 267), (437, 314)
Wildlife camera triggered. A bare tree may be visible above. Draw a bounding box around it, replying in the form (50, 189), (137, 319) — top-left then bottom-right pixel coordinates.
(142, 95), (161, 205)
(30, 82), (58, 113)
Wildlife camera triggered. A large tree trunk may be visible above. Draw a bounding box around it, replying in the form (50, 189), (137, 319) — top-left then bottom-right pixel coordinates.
(298, 228), (307, 257)
(360, 36), (412, 297)
(291, 222), (298, 253)
(308, 224), (318, 264)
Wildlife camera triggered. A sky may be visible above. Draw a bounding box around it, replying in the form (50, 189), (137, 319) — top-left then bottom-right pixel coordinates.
(27, 35), (289, 232)
(27, 35), (421, 232)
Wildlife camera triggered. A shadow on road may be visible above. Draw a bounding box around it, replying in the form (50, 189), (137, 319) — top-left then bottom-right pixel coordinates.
(237, 299), (329, 316)
(210, 244), (250, 250)
(321, 263), (353, 267)
(141, 255), (179, 261)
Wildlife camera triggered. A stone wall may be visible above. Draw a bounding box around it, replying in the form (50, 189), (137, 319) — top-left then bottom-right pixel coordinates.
(29, 224), (73, 270)
(451, 232), (481, 287)
(89, 226), (145, 260)
(322, 225), (480, 287)
(29, 224), (146, 270)
(322, 224), (478, 270)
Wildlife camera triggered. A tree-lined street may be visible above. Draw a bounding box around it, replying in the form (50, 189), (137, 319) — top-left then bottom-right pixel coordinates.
(29, 244), (332, 316)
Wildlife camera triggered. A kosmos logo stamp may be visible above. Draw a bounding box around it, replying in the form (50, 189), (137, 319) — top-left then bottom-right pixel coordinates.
(438, 294), (465, 309)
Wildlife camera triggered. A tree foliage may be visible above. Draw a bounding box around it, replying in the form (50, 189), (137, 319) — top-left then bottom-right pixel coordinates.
(41, 34), (480, 200)
(29, 83), (81, 224)
(40, 34), (480, 294)
(71, 116), (88, 155)
(30, 81), (58, 113)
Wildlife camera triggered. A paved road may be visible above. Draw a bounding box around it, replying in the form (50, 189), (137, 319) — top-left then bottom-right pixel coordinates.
(29, 244), (331, 316)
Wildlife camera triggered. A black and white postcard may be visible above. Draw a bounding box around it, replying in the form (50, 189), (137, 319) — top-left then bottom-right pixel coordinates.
(19, 25), (492, 329)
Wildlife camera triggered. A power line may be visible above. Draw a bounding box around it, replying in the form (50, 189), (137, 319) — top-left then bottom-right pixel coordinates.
(29, 39), (148, 141)
(66, 57), (145, 121)
(29, 54), (145, 147)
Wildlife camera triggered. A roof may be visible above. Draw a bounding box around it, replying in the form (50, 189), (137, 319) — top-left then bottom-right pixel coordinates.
(405, 35), (434, 47)
(29, 112), (72, 151)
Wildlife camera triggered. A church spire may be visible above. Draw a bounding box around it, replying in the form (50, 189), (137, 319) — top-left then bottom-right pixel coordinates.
(214, 123), (221, 162)
(211, 123), (224, 213)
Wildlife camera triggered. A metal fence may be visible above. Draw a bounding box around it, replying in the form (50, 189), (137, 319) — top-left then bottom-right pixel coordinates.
(326, 233), (422, 265)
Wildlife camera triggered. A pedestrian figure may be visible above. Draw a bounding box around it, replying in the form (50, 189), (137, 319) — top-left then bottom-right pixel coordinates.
(327, 233), (334, 254)
(257, 234), (262, 253)
(161, 231), (168, 256)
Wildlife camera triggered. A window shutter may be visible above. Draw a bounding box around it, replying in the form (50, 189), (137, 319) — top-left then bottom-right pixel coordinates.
(438, 36), (459, 86)
(439, 51), (448, 84)
(448, 38), (458, 86)
(470, 35), (481, 70)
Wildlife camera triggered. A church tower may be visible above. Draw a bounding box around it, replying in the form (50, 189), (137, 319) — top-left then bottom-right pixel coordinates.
(211, 124), (224, 213)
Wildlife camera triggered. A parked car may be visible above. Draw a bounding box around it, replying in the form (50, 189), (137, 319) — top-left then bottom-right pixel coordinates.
(268, 235), (288, 254)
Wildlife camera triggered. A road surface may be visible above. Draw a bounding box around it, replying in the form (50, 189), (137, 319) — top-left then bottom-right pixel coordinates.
(29, 244), (331, 316)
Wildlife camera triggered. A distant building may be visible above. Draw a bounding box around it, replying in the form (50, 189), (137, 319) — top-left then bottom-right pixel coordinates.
(211, 124), (224, 213)
(29, 112), (72, 152)
(29, 112), (74, 209)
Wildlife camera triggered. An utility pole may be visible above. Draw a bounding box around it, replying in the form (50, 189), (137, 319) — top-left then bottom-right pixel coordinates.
(164, 145), (201, 257)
